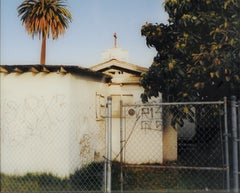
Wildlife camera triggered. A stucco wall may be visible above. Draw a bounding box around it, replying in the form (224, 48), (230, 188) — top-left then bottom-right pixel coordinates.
(107, 84), (164, 164)
(0, 72), (107, 176)
(0, 71), (174, 176)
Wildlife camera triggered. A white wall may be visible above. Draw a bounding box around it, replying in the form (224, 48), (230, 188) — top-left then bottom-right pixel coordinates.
(107, 84), (163, 164)
(0, 72), (107, 176)
(0, 71), (166, 176)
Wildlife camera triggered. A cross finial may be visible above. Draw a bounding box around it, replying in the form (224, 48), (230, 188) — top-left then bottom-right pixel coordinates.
(114, 32), (117, 48)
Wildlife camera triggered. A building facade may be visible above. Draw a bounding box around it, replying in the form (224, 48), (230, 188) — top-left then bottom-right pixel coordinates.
(0, 42), (177, 176)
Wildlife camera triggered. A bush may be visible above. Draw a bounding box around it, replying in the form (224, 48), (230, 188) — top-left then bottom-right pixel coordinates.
(70, 162), (105, 190)
(1, 172), (69, 192)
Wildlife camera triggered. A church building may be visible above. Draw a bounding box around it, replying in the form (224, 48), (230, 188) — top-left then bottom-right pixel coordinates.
(0, 34), (177, 177)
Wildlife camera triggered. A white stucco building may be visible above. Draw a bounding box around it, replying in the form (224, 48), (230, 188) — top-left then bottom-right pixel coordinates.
(0, 40), (177, 177)
(0, 65), (110, 176)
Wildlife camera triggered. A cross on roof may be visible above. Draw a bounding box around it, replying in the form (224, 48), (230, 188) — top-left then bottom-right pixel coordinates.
(114, 32), (117, 48)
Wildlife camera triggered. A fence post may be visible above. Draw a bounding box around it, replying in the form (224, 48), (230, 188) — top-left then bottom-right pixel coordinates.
(120, 100), (124, 193)
(238, 99), (240, 184)
(231, 96), (239, 193)
(238, 100), (240, 167)
(104, 96), (112, 193)
(224, 97), (230, 192)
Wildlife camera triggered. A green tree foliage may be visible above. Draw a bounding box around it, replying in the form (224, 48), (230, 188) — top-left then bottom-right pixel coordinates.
(17, 0), (72, 65)
(141, 0), (240, 102)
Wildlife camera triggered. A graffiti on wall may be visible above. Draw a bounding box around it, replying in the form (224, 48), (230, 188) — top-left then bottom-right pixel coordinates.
(1, 93), (106, 169)
(126, 105), (163, 131)
(1, 95), (69, 147)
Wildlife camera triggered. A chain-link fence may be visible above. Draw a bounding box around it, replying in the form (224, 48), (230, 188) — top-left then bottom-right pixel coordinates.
(116, 100), (229, 192)
(1, 96), (240, 192)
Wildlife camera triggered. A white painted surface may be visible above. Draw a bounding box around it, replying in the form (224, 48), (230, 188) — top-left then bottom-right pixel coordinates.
(101, 47), (129, 61)
(107, 84), (163, 164)
(0, 69), (165, 176)
(0, 72), (107, 176)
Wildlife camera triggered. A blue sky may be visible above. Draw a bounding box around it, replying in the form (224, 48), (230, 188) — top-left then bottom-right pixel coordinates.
(1, 0), (168, 67)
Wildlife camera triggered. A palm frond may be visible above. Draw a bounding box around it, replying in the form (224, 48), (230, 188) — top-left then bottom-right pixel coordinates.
(17, 0), (72, 39)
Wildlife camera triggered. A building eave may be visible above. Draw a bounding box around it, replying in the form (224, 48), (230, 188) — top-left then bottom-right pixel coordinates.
(90, 59), (148, 75)
(0, 65), (111, 83)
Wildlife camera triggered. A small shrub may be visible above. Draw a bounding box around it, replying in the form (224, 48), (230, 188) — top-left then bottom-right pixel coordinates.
(1, 172), (69, 192)
(70, 162), (105, 190)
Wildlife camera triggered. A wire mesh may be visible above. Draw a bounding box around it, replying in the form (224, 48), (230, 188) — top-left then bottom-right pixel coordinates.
(118, 101), (227, 192)
(0, 97), (232, 192)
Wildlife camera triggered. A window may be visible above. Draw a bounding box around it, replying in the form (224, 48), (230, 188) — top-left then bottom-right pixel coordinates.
(96, 93), (105, 120)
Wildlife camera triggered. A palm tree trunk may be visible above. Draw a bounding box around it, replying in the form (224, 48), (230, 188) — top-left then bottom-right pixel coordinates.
(40, 35), (46, 65)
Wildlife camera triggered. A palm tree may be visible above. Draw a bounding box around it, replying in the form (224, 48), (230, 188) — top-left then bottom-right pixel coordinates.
(17, 0), (72, 65)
